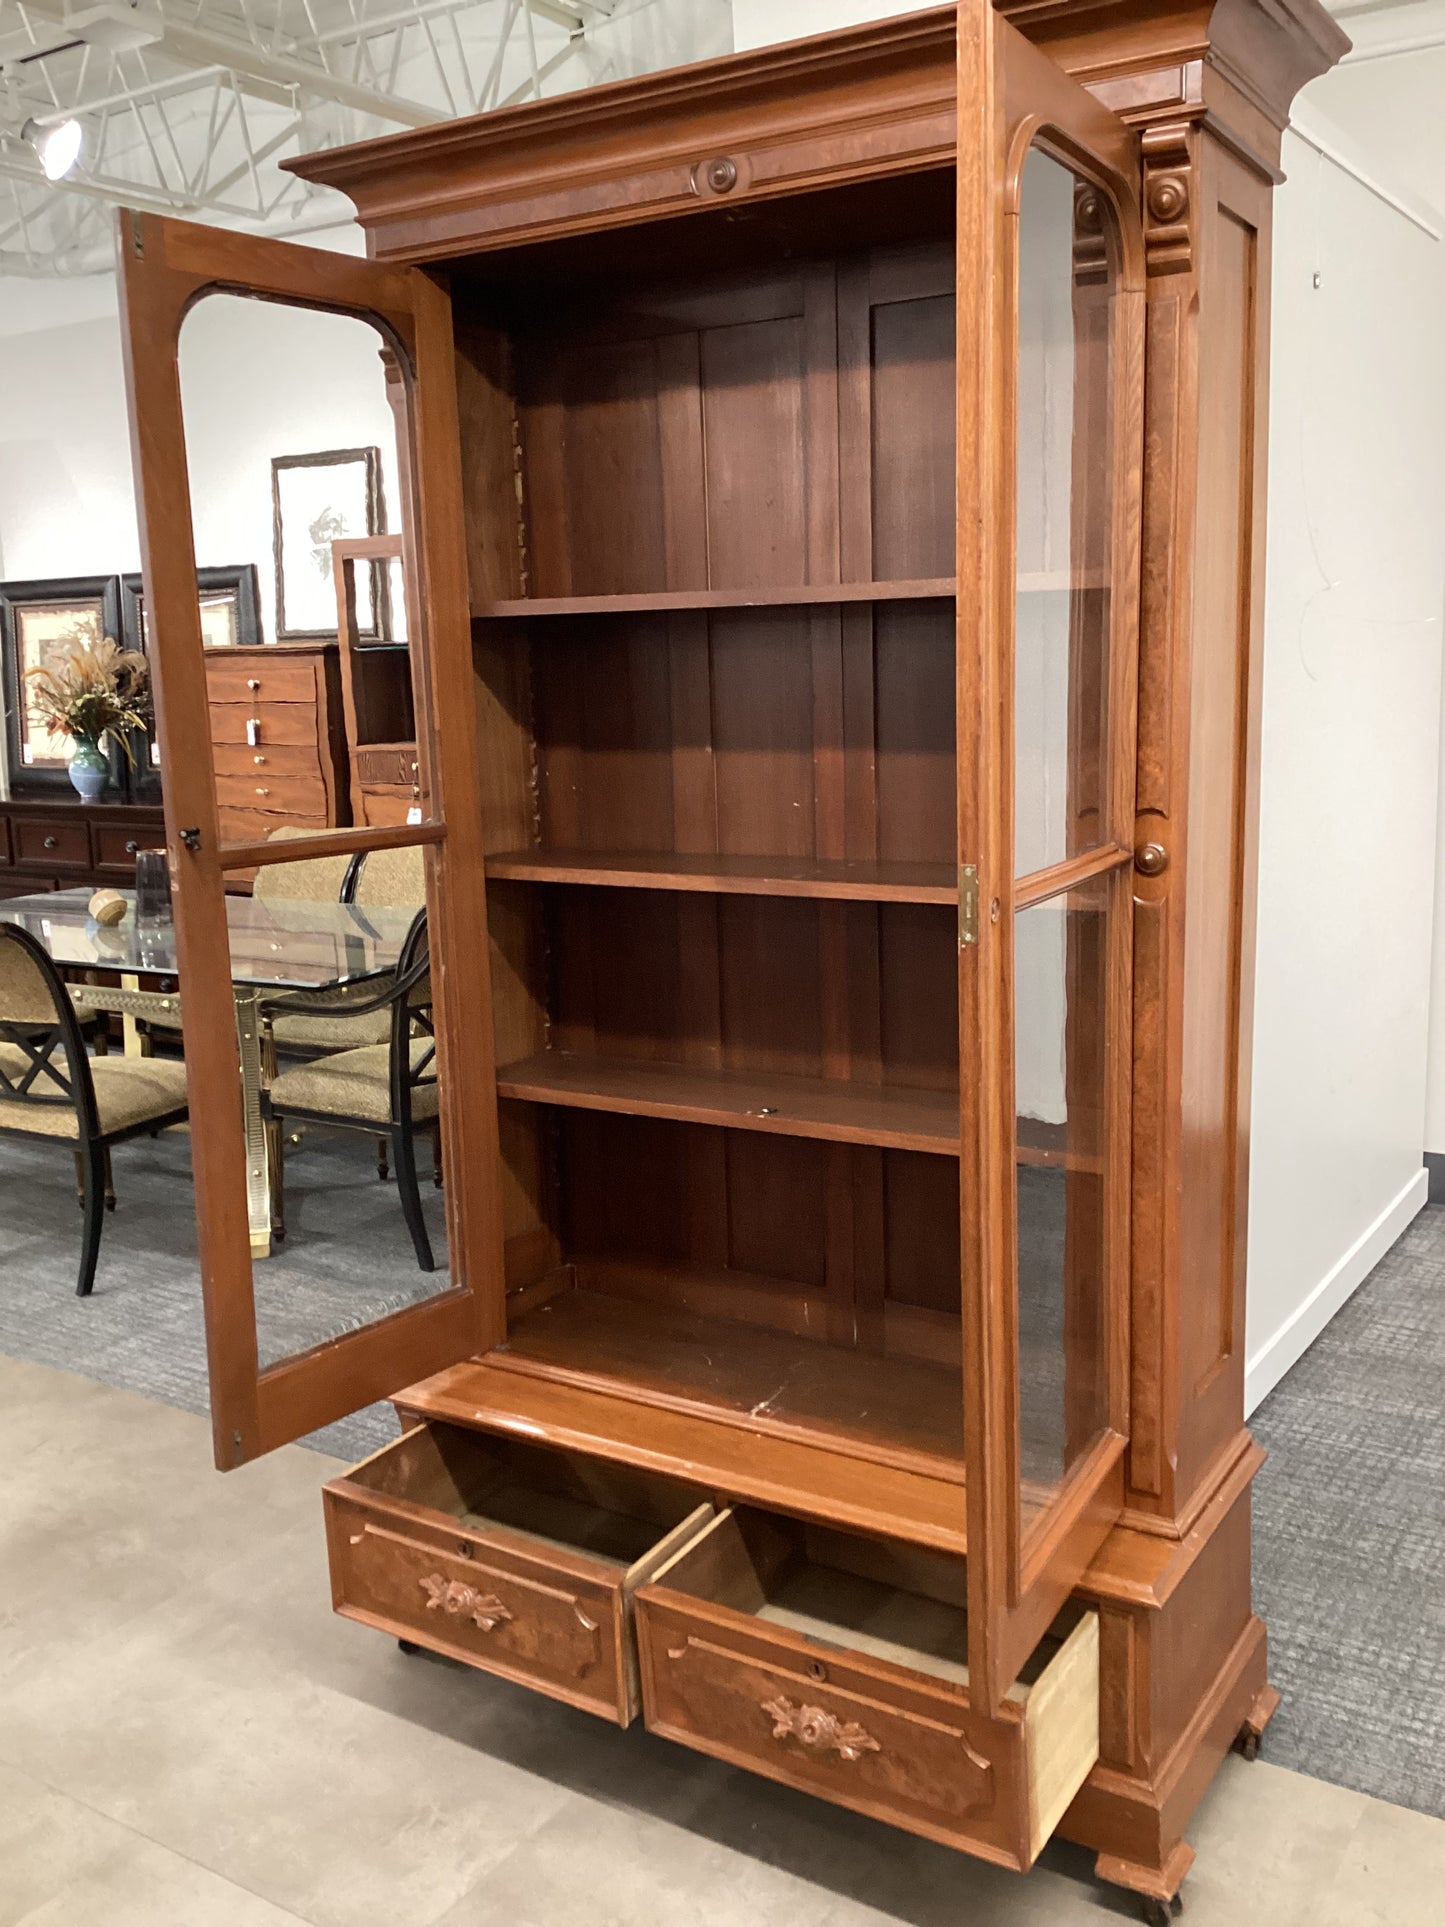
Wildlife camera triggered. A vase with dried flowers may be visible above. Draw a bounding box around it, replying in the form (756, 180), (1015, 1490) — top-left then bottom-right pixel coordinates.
(24, 637), (152, 802)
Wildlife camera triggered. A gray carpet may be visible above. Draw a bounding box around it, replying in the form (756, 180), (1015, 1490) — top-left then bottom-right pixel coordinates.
(0, 1126), (436, 1461)
(1, 1120), (1441, 1818)
(1251, 1202), (1445, 1819)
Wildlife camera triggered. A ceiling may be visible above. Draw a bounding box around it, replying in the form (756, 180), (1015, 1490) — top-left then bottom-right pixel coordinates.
(0, 0), (731, 274)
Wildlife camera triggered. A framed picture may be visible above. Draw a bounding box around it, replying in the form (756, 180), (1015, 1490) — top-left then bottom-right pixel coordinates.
(272, 447), (385, 641)
(120, 565), (261, 797)
(0, 575), (124, 796)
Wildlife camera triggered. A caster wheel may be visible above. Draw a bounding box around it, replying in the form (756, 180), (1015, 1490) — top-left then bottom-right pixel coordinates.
(398, 1638), (422, 1657)
(1140, 1898), (1183, 1927)
(1236, 1730), (1260, 1762)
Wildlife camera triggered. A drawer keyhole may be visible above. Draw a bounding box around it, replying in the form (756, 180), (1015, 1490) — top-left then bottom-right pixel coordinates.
(807, 1659), (828, 1684)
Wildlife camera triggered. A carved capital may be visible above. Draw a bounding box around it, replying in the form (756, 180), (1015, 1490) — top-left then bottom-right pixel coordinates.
(1142, 123), (1194, 276)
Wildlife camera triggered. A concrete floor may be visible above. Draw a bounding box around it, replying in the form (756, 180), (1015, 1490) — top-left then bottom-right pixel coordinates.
(1, 1354), (1441, 1927)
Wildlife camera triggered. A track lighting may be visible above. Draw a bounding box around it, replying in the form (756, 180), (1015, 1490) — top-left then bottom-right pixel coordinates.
(22, 117), (83, 182)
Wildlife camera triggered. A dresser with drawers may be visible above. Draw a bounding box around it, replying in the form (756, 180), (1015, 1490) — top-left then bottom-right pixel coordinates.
(204, 642), (350, 844)
(0, 797), (167, 897)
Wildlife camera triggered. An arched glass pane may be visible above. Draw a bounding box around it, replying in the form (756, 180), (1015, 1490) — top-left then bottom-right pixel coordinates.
(1015, 147), (1116, 879)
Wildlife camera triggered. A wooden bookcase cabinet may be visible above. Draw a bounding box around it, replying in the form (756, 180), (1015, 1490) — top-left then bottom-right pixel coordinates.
(117, 1), (1346, 1918)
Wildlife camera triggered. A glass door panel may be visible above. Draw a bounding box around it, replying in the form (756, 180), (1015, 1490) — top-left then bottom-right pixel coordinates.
(1014, 872), (1117, 1516)
(118, 214), (500, 1470)
(957, 1), (1143, 1712)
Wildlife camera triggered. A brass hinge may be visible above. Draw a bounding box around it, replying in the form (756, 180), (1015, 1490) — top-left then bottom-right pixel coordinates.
(958, 863), (979, 948)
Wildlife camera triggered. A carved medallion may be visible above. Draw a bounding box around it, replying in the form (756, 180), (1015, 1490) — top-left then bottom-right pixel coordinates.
(419, 1573), (513, 1632)
(761, 1695), (881, 1762)
(1142, 123), (1194, 276)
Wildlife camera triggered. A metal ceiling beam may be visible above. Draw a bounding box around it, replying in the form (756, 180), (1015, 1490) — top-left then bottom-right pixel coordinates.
(11, 1), (447, 126)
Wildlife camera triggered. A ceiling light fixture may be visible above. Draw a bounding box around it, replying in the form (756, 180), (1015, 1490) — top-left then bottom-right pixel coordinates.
(22, 117), (83, 182)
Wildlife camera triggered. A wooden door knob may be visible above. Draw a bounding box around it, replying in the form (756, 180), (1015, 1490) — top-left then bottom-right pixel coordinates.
(247, 677), (261, 690)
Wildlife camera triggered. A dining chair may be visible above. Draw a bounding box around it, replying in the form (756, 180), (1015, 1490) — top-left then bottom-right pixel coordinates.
(0, 922), (190, 1296)
(350, 841), (426, 910)
(83, 827), (361, 1051)
(243, 824), (378, 1049)
(261, 909), (438, 1270)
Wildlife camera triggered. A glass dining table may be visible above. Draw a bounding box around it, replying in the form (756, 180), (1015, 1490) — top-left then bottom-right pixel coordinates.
(0, 888), (419, 1259)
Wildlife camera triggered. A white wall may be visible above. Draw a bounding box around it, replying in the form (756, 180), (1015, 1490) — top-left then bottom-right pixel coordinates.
(1309, 14), (1445, 1160)
(1245, 105), (1445, 1408)
(177, 296), (401, 648)
(0, 268), (404, 792)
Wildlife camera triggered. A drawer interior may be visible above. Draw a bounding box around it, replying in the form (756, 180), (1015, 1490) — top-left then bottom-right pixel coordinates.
(643, 1506), (1099, 1862)
(651, 1508), (1081, 1702)
(346, 1420), (710, 1569)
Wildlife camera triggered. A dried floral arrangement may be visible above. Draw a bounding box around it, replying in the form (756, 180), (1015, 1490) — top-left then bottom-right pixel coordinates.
(24, 636), (152, 759)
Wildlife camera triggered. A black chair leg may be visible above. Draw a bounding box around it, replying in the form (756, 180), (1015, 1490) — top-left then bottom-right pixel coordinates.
(392, 1124), (434, 1273)
(376, 1135), (390, 1182)
(268, 1119), (287, 1244)
(103, 1146), (116, 1213)
(77, 1139), (106, 1297)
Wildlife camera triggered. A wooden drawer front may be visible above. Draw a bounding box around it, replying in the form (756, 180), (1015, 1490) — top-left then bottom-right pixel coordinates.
(360, 789), (416, 828)
(324, 1422), (713, 1725)
(206, 655), (317, 705)
(213, 742), (323, 783)
(355, 746), (416, 787)
(0, 816), (12, 866)
(94, 826), (157, 875)
(14, 819), (90, 870)
(218, 805), (328, 847)
(635, 1511), (1100, 1870)
(640, 1598), (1021, 1859)
(216, 772), (329, 817)
(329, 1495), (626, 1714)
(210, 703), (320, 750)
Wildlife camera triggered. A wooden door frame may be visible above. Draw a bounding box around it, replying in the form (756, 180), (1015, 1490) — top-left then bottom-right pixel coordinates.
(116, 211), (505, 1469)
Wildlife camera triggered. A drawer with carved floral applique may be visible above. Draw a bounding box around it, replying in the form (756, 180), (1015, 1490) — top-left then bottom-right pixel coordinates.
(634, 1509), (1100, 1869)
(323, 1422), (713, 1723)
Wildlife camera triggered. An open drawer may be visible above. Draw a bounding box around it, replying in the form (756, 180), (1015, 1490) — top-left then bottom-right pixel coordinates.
(323, 1422), (713, 1723)
(635, 1508), (1099, 1869)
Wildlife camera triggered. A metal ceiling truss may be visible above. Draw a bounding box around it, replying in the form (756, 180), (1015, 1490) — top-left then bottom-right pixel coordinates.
(0, 0), (727, 274)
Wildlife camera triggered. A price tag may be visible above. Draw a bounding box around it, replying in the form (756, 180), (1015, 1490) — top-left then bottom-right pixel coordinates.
(407, 805), (422, 825)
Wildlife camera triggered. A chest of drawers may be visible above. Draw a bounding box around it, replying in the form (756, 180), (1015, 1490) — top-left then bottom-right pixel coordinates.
(204, 642), (350, 844)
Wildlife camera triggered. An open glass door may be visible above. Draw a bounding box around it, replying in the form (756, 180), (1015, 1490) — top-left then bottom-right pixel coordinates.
(956, 5), (1144, 1713)
(117, 213), (502, 1469)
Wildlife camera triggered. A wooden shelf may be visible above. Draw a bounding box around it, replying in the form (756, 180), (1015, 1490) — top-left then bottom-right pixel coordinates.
(496, 1050), (959, 1155)
(410, 1357), (973, 1556)
(485, 849), (957, 905)
(401, 1291), (1084, 1555)
(472, 578), (956, 619)
(499, 1289), (965, 1479)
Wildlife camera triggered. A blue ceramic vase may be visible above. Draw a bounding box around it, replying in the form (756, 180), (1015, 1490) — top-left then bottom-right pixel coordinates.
(68, 737), (109, 802)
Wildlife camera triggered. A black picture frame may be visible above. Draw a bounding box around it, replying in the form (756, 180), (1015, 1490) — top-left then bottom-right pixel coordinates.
(0, 574), (125, 798)
(272, 447), (385, 641)
(120, 564), (261, 799)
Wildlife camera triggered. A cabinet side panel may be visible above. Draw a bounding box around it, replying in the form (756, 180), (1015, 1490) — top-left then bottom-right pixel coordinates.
(1175, 145), (1270, 1504)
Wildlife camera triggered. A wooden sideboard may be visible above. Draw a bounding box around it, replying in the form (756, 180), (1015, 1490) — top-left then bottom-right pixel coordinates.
(0, 797), (166, 897)
(204, 642), (350, 843)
